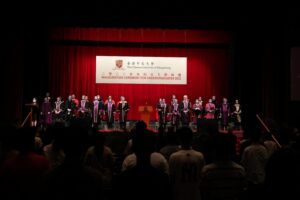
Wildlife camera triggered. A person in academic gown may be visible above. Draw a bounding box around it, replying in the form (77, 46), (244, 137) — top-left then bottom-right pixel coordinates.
(117, 96), (130, 130)
(171, 98), (180, 130)
(232, 99), (242, 130)
(53, 96), (64, 123)
(193, 99), (203, 132)
(65, 95), (75, 122)
(205, 99), (216, 120)
(104, 96), (116, 128)
(40, 97), (52, 129)
(179, 95), (192, 127)
(220, 98), (231, 130)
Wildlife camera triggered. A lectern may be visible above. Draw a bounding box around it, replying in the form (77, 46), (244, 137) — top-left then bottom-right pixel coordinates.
(138, 105), (153, 128)
(22, 102), (38, 127)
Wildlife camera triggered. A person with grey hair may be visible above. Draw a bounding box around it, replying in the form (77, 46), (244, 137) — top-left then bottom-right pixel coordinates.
(179, 95), (191, 127)
(171, 98), (180, 129)
(171, 94), (177, 104)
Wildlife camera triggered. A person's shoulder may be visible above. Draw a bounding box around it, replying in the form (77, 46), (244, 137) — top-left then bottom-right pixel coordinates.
(124, 153), (137, 161)
(192, 149), (205, 157)
(103, 146), (113, 154)
(169, 150), (184, 159)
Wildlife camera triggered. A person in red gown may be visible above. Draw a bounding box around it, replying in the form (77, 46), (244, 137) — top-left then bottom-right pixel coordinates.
(205, 99), (216, 119)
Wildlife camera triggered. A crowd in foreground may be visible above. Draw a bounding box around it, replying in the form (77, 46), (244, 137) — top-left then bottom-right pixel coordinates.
(0, 119), (299, 200)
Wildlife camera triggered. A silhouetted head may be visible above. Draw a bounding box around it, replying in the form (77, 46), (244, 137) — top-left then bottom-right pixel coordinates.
(132, 129), (155, 158)
(178, 127), (193, 148)
(15, 127), (37, 153)
(250, 123), (262, 143)
(215, 132), (236, 160)
(135, 120), (147, 131)
(61, 119), (89, 161)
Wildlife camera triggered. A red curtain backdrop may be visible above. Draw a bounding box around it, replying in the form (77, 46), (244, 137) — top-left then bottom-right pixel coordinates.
(49, 28), (230, 120)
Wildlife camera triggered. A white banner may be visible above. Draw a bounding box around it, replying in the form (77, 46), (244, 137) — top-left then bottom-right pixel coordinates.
(96, 56), (187, 84)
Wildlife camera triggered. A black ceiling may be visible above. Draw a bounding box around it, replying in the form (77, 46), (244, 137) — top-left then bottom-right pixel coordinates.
(2, 1), (300, 30)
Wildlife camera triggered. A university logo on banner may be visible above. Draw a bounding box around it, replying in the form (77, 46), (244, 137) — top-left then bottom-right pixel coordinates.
(96, 56), (187, 84)
(115, 60), (123, 68)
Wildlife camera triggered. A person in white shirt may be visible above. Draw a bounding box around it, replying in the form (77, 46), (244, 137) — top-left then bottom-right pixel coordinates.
(169, 127), (205, 200)
(241, 127), (268, 199)
(201, 133), (246, 200)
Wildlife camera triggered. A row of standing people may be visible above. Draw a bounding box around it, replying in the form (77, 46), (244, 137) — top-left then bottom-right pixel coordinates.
(33, 94), (129, 129)
(31, 92), (241, 130)
(157, 95), (242, 130)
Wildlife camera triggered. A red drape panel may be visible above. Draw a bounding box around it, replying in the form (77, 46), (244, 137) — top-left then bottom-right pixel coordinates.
(49, 45), (229, 120)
